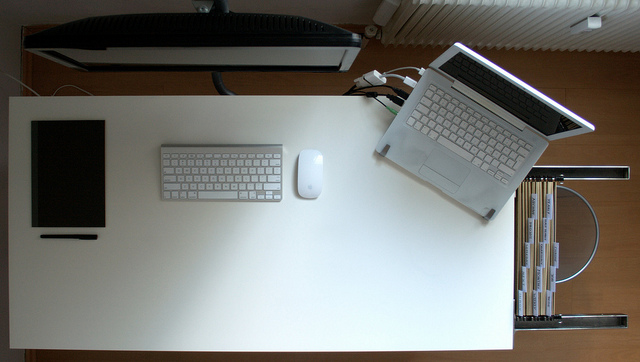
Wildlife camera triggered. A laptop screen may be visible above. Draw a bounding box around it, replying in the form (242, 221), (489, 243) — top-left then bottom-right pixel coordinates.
(438, 52), (582, 137)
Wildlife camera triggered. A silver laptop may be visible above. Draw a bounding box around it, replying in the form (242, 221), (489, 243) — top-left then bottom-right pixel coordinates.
(375, 43), (594, 220)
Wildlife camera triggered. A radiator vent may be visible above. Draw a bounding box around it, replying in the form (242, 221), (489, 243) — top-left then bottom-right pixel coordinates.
(381, 0), (640, 52)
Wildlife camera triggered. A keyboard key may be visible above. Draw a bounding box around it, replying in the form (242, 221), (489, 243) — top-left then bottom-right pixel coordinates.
(498, 163), (516, 177)
(263, 183), (281, 191)
(517, 146), (530, 157)
(199, 191), (238, 199)
(437, 136), (474, 162)
(164, 183), (181, 191)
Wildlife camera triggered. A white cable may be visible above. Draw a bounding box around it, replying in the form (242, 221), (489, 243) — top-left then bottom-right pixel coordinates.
(402, 76), (417, 88)
(354, 70), (387, 87)
(52, 84), (94, 96)
(383, 73), (417, 88)
(354, 68), (420, 89)
(382, 73), (405, 81)
(2, 69), (93, 96)
(383, 66), (426, 76)
(1, 70), (41, 96)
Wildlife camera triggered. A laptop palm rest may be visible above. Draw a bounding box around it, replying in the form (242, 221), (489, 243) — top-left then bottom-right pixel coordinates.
(418, 150), (470, 193)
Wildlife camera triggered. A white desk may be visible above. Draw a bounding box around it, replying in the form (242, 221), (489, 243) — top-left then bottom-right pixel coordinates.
(9, 96), (514, 351)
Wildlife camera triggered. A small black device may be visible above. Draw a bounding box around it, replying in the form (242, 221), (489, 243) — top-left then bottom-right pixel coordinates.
(31, 120), (106, 227)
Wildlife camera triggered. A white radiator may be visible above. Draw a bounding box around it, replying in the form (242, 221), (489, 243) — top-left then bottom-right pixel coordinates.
(381, 0), (640, 52)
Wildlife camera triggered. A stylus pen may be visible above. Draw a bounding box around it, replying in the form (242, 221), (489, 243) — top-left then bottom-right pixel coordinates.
(40, 234), (98, 240)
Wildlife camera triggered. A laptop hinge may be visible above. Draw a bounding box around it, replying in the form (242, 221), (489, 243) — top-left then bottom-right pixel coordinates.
(452, 80), (526, 132)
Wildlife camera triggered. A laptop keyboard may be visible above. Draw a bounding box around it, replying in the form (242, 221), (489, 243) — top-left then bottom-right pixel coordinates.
(161, 144), (282, 201)
(407, 84), (533, 185)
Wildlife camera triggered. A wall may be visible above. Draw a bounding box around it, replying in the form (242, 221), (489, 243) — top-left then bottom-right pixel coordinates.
(0, 17), (27, 362)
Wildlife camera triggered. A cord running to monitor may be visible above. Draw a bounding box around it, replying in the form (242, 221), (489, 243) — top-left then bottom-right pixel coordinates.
(1, 70), (40, 96)
(2, 70), (94, 96)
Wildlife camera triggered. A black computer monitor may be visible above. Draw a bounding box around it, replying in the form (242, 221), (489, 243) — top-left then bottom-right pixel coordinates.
(23, 12), (362, 73)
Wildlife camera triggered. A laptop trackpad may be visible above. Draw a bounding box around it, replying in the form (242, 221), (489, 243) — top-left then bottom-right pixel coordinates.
(419, 150), (470, 193)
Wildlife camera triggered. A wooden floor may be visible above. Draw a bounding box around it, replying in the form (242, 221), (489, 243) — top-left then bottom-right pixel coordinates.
(21, 25), (640, 361)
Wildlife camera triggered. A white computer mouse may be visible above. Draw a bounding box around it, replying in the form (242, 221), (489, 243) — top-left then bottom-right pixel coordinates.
(297, 149), (323, 199)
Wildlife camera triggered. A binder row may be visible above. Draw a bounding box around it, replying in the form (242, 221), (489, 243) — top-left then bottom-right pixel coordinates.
(515, 179), (559, 317)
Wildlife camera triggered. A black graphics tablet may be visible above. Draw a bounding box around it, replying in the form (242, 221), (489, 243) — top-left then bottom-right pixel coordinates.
(31, 120), (105, 227)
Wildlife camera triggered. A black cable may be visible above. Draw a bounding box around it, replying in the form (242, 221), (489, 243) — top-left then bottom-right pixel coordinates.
(211, 72), (236, 95)
(385, 94), (404, 106)
(213, 0), (230, 13)
(343, 84), (358, 96)
(210, 0), (235, 95)
(370, 97), (398, 115)
(343, 84), (410, 100)
(347, 89), (404, 106)
(348, 90), (379, 97)
(345, 91), (398, 115)
(392, 87), (410, 100)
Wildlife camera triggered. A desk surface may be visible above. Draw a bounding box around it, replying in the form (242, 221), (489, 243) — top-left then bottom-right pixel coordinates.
(9, 96), (514, 351)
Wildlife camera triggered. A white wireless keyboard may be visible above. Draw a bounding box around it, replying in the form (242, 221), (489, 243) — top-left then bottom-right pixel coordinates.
(161, 144), (282, 201)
